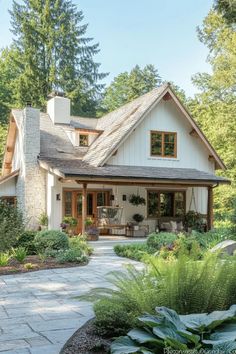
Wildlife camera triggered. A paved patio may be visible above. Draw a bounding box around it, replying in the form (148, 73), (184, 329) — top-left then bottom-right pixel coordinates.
(0, 239), (144, 354)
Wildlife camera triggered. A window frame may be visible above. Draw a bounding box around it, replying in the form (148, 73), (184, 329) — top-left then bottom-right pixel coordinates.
(0, 196), (16, 206)
(79, 134), (89, 147)
(147, 190), (186, 219)
(150, 131), (177, 158)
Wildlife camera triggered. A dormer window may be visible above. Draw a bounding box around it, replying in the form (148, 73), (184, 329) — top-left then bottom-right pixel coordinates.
(79, 134), (89, 147)
(151, 131), (177, 158)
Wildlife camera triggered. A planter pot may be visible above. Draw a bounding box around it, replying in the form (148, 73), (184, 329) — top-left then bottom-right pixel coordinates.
(87, 233), (99, 241)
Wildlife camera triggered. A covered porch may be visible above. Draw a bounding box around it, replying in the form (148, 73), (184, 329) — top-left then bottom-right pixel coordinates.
(40, 159), (230, 236)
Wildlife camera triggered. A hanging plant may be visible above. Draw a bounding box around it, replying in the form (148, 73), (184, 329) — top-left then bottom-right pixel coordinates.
(129, 194), (146, 206)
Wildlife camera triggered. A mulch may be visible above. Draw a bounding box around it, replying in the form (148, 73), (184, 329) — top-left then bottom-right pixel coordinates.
(0, 255), (88, 276)
(60, 319), (112, 354)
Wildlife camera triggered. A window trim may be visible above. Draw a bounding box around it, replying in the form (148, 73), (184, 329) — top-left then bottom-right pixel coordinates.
(150, 131), (177, 158)
(147, 190), (186, 219)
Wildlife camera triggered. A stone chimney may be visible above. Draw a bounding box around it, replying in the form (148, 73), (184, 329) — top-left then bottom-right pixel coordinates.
(16, 107), (46, 229)
(47, 94), (71, 124)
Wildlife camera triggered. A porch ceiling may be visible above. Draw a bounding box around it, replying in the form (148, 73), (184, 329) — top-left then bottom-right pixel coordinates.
(38, 157), (230, 186)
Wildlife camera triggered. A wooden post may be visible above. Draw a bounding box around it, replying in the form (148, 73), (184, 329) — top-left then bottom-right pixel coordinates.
(207, 186), (213, 231)
(82, 183), (87, 234)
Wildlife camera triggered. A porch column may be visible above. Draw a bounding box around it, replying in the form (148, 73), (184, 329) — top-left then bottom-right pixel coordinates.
(207, 186), (213, 230)
(82, 183), (87, 234)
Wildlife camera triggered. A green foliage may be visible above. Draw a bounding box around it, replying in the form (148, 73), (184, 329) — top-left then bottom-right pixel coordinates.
(0, 200), (25, 251)
(215, 0), (236, 24)
(85, 253), (236, 336)
(24, 262), (35, 270)
(129, 194), (146, 206)
(16, 230), (37, 255)
(0, 125), (7, 171)
(190, 10), (236, 223)
(132, 214), (144, 223)
(39, 213), (48, 227)
(69, 235), (93, 256)
(94, 298), (132, 337)
(11, 247), (27, 263)
(8, 0), (107, 116)
(114, 243), (154, 261)
(62, 216), (78, 227)
(56, 248), (88, 264)
(100, 65), (161, 114)
(0, 252), (11, 266)
(184, 210), (205, 232)
(111, 305), (236, 354)
(147, 232), (177, 250)
(34, 230), (69, 253)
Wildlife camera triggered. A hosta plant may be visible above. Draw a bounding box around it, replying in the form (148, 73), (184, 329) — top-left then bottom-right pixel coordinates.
(111, 306), (236, 354)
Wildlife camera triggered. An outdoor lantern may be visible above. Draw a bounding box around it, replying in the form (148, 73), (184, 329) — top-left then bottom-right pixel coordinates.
(56, 193), (61, 201)
(122, 195), (127, 201)
(110, 194), (114, 201)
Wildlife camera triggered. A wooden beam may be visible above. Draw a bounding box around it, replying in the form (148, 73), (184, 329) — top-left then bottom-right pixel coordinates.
(59, 178), (217, 188)
(163, 92), (172, 101)
(207, 186), (213, 230)
(81, 183), (87, 234)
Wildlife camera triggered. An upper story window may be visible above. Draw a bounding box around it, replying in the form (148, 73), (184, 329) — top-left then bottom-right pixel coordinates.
(151, 131), (177, 158)
(79, 134), (89, 147)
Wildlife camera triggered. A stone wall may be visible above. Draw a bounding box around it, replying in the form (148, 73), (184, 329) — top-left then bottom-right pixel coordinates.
(16, 107), (46, 229)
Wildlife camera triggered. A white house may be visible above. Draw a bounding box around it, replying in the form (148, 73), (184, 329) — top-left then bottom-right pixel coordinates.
(0, 83), (229, 234)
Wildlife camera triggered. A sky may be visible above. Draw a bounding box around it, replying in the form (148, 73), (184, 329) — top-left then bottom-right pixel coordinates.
(0, 0), (214, 97)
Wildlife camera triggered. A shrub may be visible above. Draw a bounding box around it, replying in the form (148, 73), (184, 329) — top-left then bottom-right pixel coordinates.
(38, 212), (48, 226)
(16, 231), (37, 255)
(56, 248), (88, 263)
(111, 305), (236, 354)
(34, 230), (69, 253)
(114, 243), (154, 261)
(147, 232), (177, 249)
(69, 236), (93, 256)
(0, 252), (11, 266)
(12, 247), (27, 263)
(83, 253), (236, 336)
(94, 298), (132, 337)
(0, 200), (24, 251)
(24, 263), (35, 270)
(158, 235), (203, 260)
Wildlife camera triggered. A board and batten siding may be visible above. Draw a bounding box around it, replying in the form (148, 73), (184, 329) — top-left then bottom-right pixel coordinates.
(108, 99), (214, 174)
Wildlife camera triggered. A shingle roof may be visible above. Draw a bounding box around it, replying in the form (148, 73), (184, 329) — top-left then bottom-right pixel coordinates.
(83, 84), (169, 166)
(38, 157), (230, 184)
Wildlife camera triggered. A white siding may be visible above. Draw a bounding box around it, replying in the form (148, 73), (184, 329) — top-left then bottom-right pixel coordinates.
(47, 176), (208, 233)
(108, 99), (214, 173)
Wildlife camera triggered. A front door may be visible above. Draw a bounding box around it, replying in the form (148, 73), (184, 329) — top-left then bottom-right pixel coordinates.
(64, 190), (110, 234)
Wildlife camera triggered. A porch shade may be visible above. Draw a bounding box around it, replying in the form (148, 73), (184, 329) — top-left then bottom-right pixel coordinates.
(39, 157), (230, 185)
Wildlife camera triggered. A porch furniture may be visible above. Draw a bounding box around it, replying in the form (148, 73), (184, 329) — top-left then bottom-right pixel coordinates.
(97, 206), (125, 232)
(126, 224), (149, 237)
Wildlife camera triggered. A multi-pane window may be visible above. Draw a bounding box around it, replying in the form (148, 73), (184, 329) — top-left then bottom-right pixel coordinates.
(65, 192), (72, 216)
(147, 191), (185, 218)
(151, 131), (177, 158)
(79, 134), (89, 147)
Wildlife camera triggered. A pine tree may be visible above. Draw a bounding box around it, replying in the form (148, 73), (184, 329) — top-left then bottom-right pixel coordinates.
(9, 0), (107, 116)
(100, 65), (161, 113)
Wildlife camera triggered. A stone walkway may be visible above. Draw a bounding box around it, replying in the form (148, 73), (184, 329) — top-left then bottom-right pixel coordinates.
(0, 239), (144, 354)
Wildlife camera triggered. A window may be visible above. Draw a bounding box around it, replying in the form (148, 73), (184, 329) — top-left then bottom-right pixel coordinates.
(0, 196), (16, 206)
(79, 134), (89, 147)
(147, 191), (185, 218)
(151, 131), (177, 158)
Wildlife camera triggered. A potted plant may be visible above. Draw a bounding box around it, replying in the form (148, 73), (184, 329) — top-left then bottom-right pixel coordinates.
(184, 211), (205, 233)
(132, 213), (144, 230)
(38, 213), (48, 230)
(61, 216), (78, 235)
(129, 194), (146, 206)
(85, 217), (99, 241)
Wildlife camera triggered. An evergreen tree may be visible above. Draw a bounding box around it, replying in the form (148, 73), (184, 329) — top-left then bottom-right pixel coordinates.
(100, 65), (161, 113)
(9, 0), (107, 116)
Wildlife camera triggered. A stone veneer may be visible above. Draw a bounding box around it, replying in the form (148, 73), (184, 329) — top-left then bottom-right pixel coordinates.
(16, 107), (46, 229)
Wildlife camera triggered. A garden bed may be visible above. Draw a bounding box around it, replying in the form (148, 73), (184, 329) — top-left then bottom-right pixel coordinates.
(0, 255), (88, 275)
(60, 318), (111, 354)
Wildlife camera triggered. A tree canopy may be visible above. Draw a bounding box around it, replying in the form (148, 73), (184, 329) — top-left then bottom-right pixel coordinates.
(215, 0), (236, 24)
(100, 65), (161, 113)
(9, 0), (107, 116)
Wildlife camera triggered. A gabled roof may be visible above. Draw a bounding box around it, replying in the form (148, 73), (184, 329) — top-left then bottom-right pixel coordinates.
(83, 83), (226, 170)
